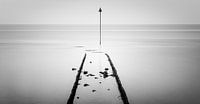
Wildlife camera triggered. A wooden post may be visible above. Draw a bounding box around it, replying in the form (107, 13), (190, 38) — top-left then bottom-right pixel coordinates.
(99, 8), (102, 46)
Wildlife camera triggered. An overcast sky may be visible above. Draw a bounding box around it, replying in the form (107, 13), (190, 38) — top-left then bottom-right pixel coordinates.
(0, 0), (200, 24)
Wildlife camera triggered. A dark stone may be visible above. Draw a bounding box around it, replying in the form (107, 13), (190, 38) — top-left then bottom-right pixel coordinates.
(87, 74), (95, 77)
(105, 68), (109, 71)
(92, 90), (96, 92)
(83, 71), (88, 75)
(72, 68), (76, 71)
(83, 84), (89, 87)
(99, 71), (109, 78)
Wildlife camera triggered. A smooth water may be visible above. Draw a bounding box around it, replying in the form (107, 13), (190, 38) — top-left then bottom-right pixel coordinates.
(0, 26), (200, 104)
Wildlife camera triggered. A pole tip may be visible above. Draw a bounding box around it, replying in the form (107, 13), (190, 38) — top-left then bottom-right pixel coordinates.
(99, 8), (102, 12)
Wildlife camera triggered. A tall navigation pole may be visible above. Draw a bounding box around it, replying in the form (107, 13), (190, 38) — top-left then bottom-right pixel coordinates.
(99, 8), (102, 46)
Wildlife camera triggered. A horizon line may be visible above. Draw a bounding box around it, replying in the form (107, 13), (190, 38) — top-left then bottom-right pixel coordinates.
(0, 24), (200, 32)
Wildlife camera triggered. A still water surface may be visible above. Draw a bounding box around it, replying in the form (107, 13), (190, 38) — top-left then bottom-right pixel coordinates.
(0, 27), (200, 104)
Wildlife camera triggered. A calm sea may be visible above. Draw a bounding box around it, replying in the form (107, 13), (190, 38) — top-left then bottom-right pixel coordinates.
(0, 24), (200, 104)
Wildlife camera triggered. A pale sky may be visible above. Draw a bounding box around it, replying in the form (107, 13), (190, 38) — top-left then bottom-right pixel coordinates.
(0, 0), (200, 24)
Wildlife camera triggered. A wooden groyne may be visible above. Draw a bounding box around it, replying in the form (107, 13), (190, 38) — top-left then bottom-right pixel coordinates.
(67, 53), (87, 104)
(105, 53), (130, 104)
(67, 53), (130, 104)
